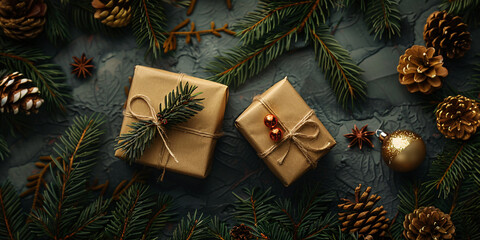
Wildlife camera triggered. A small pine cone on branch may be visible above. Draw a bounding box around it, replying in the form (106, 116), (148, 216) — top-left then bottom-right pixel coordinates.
(397, 45), (448, 94)
(0, 0), (47, 40)
(424, 10), (471, 59)
(435, 95), (480, 140)
(403, 206), (455, 240)
(0, 72), (44, 115)
(338, 184), (390, 239)
(91, 0), (132, 28)
(230, 224), (253, 240)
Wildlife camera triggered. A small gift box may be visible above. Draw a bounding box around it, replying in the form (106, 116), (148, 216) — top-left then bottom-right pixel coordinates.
(115, 66), (229, 178)
(235, 78), (336, 186)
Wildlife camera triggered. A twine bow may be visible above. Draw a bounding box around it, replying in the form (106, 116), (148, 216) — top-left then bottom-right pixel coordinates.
(255, 96), (331, 167)
(125, 94), (179, 164)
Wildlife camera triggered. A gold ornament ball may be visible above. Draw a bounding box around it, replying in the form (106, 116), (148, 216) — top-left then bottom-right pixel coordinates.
(381, 130), (426, 172)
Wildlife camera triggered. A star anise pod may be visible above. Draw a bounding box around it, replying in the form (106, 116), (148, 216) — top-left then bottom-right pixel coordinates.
(344, 124), (374, 150)
(71, 53), (94, 79)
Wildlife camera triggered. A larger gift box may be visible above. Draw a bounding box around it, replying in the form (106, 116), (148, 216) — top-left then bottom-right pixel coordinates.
(115, 66), (229, 178)
(235, 78), (336, 186)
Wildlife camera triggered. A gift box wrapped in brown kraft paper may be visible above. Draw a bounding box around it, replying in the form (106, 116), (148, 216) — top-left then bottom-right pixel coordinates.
(115, 65), (229, 179)
(235, 77), (336, 186)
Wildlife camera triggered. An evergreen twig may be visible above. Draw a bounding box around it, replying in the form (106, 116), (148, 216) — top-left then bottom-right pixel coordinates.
(30, 114), (108, 239)
(132, 0), (168, 59)
(425, 137), (480, 198)
(0, 135), (8, 162)
(309, 25), (365, 109)
(115, 82), (204, 163)
(44, 0), (71, 45)
(441, 0), (480, 26)
(0, 181), (33, 240)
(170, 211), (210, 240)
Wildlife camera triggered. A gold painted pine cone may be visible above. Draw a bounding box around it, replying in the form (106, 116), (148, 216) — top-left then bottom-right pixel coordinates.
(424, 10), (471, 59)
(91, 0), (132, 28)
(0, 72), (44, 115)
(403, 206), (455, 240)
(338, 184), (390, 239)
(0, 0), (47, 40)
(397, 45), (448, 94)
(435, 95), (480, 140)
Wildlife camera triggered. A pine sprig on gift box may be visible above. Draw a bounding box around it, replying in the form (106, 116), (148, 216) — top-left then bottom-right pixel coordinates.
(0, 181), (33, 240)
(30, 114), (109, 239)
(0, 40), (70, 113)
(132, 0), (168, 59)
(425, 137), (480, 198)
(115, 81), (204, 163)
(206, 0), (367, 109)
(441, 0), (480, 26)
(344, 0), (401, 40)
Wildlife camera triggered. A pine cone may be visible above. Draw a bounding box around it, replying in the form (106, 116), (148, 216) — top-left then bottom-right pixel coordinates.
(230, 224), (253, 240)
(397, 45), (448, 94)
(91, 0), (132, 28)
(435, 95), (480, 140)
(0, 0), (47, 40)
(403, 206), (455, 240)
(338, 184), (390, 239)
(424, 10), (471, 59)
(0, 72), (44, 115)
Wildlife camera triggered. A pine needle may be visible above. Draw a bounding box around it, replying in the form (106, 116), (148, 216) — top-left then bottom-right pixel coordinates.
(0, 181), (33, 240)
(0, 135), (9, 161)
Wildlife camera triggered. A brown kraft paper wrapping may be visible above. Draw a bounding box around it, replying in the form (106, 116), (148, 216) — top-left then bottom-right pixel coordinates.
(235, 77), (336, 186)
(115, 65), (229, 178)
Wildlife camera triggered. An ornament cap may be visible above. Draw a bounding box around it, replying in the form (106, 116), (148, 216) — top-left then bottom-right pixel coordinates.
(375, 129), (388, 141)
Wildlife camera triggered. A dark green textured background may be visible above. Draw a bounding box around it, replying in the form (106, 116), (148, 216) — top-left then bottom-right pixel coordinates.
(1, 0), (479, 230)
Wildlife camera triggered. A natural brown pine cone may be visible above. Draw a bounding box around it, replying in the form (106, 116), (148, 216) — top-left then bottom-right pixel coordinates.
(435, 95), (480, 140)
(0, 0), (47, 40)
(397, 45), (448, 94)
(338, 184), (390, 239)
(424, 10), (471, 59)
(0, 72), (44, 114)
(403, 206), (455, 240)
(230, 224), (253, 240)
(91, 0), (132, 28)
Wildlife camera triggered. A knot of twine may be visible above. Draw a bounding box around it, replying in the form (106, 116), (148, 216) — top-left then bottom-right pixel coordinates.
(125, 94), (179, 164)
(254, 96), (331, 167)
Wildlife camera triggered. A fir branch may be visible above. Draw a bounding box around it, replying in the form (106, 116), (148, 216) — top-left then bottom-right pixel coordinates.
(206, 27), (298, 87)
(115, 82), (204, 163)
(0, 181), (33, 240)
(132, 0), (168, 59)
(112, 171), (148, 200)
(363, 0), (401, 40)
(441, 0), (480, 26)
(30, 114), (106, 239)
(309, 25), (366, 109)
(208, 217), (232, 240)
(169, 211), (210, 240)
(233, 187), (276, 227)
(106, 184), (156, 240)
(141, 194), (176, 240)
(0, 42), (70, 113)
(272, 186), (334, 239)
(446, 178), (480, 239)
(425, 137), (480, 198)
(0, 135), (8, 161)
(44, 0), (71, 45)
